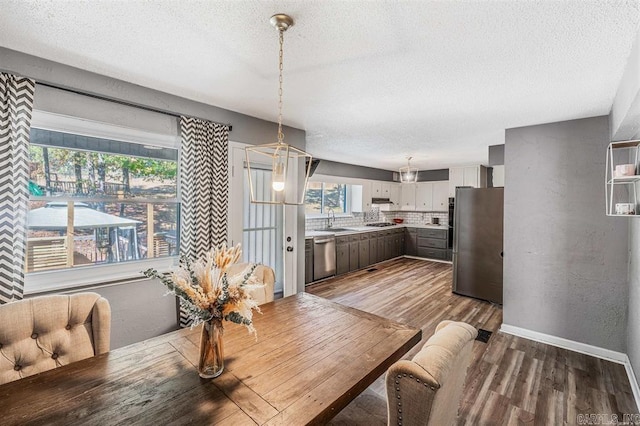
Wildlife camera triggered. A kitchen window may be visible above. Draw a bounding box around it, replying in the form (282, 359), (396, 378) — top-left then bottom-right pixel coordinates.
(25, 121), (179, 293)
(304, 182), (349, 215)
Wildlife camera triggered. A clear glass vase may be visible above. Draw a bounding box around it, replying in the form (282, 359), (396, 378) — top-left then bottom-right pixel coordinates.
(198, 318), (224, 378)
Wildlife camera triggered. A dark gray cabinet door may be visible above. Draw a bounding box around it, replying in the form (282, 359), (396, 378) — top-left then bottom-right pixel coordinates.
(377, 236), (385, 263)
(305, 239), (313, 284)
(385, 234), (393, 260)
(369, 236), (378, 264)
(336, 243), (349, 275)
(406, 229), (417, 255)
(359, 237), (370, 268)
(349, 241), (359, 271)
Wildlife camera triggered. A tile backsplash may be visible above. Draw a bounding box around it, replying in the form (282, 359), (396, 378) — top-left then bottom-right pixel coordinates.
(380, 210), (448, 226)
(305, 208), (448, 230)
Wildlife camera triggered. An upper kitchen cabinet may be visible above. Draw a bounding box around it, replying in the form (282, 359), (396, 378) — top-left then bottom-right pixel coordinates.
(415, 182), (433, 211)
(386, 183), (401, 205)
(371, 181), (382, 197)
(351, 181), (372, 212)
(400, 183), (417, 210)
(448, 165), (488, 197)
(432, 181), (449, 210)
(398, 181), (448, 211)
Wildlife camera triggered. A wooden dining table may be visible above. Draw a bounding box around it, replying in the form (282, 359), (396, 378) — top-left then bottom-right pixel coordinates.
(0, 292), (421, 425)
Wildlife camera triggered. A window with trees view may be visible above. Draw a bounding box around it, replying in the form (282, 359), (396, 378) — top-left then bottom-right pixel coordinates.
(26, 128), (179, 274)
(304, 182), (348, 215)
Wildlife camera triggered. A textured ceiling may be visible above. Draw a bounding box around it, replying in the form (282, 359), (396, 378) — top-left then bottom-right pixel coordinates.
(1, 1), (639, 171)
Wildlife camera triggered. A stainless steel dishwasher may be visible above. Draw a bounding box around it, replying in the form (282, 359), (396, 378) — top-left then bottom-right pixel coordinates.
(313, 235), (336, 281)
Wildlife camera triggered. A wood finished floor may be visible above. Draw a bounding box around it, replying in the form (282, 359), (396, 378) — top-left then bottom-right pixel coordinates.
(306, 257), (638, 425)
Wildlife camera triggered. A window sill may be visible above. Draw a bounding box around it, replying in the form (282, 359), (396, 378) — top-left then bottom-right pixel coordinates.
(24, 257), (177, 295)
(305, 213), (354, 220)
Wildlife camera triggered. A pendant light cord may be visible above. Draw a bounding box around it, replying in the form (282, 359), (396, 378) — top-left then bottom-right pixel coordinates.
(277, 28), (285, 144)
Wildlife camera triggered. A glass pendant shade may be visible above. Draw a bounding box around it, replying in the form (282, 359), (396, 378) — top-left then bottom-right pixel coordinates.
(399, 158), (418, 183)
(245, 141), (313, 205)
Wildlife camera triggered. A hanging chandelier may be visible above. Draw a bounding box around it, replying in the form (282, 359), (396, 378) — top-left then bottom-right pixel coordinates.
(245, 14), (313, 205)
(399, 156), (418, 183)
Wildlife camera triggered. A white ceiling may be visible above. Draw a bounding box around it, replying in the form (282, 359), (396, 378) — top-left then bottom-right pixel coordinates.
(1, 1), (639, 171)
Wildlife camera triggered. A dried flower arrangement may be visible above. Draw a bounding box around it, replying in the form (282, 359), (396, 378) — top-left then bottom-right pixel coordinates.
(142, 243), (263, 334)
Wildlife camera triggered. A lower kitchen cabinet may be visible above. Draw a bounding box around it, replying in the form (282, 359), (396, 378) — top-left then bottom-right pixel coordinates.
(310, 226), (451, 283)
(416, 228), (448, 261)
(369, 233), (378, 264)
(349, 235), (359, 272)
(358, 233), (370, 267)
(376, 234), (384, 263)
(305, 239), (313, 284)
(405, 227), (417, 255)
(336, 236), (349, 275)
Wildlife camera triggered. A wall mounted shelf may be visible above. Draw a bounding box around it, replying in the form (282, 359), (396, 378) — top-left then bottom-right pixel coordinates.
(605, 140), (640, 217)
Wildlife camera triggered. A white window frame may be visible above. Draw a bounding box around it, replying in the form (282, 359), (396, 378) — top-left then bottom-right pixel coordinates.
(304, 182), (353, 218)
(24, 111), (180, 295)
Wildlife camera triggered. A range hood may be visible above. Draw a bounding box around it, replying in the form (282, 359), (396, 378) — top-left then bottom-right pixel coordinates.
(371, 197), (393, 204)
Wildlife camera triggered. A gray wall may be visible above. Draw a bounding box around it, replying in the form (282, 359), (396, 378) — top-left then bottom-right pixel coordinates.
(629, 221), (640, 384)
(34, 278), (178, 350)
(417, 169), (449, 182)
(503, 116), (629, 352)
(1, 47), (306, 148)
(488, 144), (505, 166)
(2, 47), (308, 347)
(315, 159), (394, 181)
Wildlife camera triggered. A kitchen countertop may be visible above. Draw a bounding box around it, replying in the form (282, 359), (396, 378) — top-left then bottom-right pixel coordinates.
(305, 223), (448, 238)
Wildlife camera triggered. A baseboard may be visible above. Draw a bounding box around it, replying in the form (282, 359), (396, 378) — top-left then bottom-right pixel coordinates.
(500, 324), (640, 410)
(623, 355), (640, 412)
(403, 255), (452, 264)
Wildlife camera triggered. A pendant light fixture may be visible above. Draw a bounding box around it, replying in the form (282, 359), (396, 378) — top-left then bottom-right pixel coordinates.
(245, 14), (313, 205)
(399, 156), (418, 183)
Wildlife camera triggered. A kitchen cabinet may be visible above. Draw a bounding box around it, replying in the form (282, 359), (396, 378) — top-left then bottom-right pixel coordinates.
(405, 227), (417, 255)
(605, 140), (640, 216)
(349, 235), (359, 272)
(400, 183), (417, 210)
(388, 183), (400, 205)
(416, 228), (448, 260)
(351, 181), (372, 212)
(369, 232), (378, 264)
(336, 236), (349, 275)
(432, 181), (449, 210)
(415, 182), (433, 211)
(384, 231), (393, 260)
(358, 233), (370, 267)
(377, 233), (385, 263)
(371, 181), (382, 197)
(398, 181), (448, 212)
(305, 239), (313, 284)
(449, 166), (488, 197)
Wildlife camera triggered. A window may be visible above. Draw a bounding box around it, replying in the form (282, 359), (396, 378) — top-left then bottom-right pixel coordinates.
(304, 182), (348, 215)
(26, 127), (179, 280)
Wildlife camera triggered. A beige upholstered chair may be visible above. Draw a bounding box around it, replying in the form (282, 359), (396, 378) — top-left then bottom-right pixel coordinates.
(0, 292), (111, 385)
(227, 263), (275, 305)
(386, 320), (477, 426)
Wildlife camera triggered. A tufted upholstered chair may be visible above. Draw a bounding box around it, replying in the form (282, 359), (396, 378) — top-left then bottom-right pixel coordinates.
(385, 320), (477, 426)
(227, 263), (275, 306)
(0, 292), (111, 385)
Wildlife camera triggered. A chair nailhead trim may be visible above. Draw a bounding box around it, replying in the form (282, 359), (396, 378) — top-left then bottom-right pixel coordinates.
(31, 333), (38, 339)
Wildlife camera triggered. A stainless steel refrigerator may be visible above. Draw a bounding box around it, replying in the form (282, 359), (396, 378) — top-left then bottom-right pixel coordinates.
(452, 187), (503, 304)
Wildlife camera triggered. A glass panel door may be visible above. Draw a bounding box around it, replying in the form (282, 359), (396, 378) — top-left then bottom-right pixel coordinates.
(243, 166), (284, 294)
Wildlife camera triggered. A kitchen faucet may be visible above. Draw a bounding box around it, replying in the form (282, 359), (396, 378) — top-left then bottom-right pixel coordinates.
(326, 207), (335, 229)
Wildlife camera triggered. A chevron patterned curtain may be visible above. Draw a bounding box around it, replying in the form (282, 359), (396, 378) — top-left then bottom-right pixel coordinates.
(0, 73), (36, 304)
(179, 116), (229, 327)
